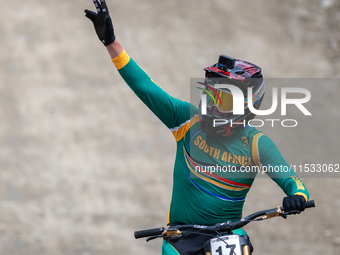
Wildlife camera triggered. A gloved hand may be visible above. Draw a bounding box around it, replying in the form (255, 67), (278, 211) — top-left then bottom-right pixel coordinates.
(283, 195), (306, 213)
(85, 0), (115, 46)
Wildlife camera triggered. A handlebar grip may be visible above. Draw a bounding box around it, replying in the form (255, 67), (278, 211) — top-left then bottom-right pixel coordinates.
(134, 227), (165, 239)
(305, 200), (315, 208)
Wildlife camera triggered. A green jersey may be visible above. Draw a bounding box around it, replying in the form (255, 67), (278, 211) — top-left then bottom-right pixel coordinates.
(112, 50), (309, 236)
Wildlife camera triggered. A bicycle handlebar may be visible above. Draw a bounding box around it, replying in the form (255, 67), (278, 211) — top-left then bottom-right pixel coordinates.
(226, 199), (315, 231)
(241, 199), (315, 222)
(134, 200), (315, 240)
(305, 200), (316, 208)
(134, 227), (165, 239)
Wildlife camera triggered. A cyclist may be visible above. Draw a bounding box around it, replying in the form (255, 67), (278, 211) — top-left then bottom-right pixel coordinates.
(85, 1), (309, 254)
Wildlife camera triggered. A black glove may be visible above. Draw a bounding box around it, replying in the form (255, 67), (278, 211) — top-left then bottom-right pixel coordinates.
(283, 195), (306, 213)
(85, 0), (115, 46)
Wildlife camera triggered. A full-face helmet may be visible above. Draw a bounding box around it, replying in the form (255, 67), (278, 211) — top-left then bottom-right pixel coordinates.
(199, 55), (265, 135)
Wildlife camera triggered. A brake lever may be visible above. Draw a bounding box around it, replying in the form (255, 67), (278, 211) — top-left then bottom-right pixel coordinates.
(146, 235), (163, 242)
(280, 210), (301, 219)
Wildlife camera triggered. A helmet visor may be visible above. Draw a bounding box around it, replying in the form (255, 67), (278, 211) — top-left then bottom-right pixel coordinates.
(199, 80), (265, 115)
(199, 83), (238, 114)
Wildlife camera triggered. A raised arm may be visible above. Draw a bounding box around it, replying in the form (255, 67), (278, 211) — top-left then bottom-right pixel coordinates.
(85, 0), (196, 133)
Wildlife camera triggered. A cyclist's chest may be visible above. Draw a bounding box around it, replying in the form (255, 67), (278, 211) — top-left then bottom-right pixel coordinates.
(183, 129), (253, 168)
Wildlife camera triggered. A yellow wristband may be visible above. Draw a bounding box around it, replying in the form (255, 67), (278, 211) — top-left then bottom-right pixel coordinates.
(112, 49), (130, 70)
(294, 192), (308, 201)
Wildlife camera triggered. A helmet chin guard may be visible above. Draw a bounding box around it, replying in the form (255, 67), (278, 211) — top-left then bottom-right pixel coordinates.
(199, 55), (265, 135)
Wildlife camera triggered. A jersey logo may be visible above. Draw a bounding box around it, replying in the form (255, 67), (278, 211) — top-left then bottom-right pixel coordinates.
(241, 137), (249, 149)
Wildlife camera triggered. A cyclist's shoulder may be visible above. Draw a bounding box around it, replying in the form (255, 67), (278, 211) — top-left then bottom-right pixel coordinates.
(241, 126), (265, 138)
(244, 128), (284, 159)
(241, 127), (278, 149)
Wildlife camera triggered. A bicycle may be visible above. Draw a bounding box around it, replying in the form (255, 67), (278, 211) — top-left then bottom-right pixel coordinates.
(134, 200), (315, 255)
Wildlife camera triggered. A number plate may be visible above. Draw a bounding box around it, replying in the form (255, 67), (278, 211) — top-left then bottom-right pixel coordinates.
(210, 234), (242, 255)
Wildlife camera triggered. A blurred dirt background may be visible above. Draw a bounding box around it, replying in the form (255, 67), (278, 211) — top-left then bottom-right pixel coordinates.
(0, 0), (339, 254)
